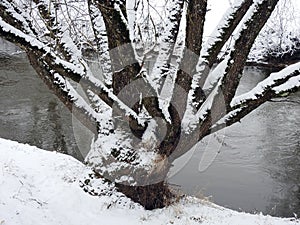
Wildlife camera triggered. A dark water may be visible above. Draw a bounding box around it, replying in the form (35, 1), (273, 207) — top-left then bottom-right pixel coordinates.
(0, 40), (84, 161)
(0, 39), (299, 217)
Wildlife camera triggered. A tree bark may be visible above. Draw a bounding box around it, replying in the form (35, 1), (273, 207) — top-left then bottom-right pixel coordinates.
(116, 181), (174, 210)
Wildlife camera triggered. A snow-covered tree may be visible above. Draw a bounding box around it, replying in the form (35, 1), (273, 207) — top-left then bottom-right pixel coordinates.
(1, 0), (300, 209)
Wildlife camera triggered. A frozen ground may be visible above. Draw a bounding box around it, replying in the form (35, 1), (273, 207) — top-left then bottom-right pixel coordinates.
(0, 138), (299, 225)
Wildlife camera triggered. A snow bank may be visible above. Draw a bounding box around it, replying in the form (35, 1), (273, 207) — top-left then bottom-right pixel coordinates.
(0, 138), (299, 225)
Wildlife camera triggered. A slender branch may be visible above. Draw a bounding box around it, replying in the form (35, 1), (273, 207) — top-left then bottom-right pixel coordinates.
(211, 78), (300, 135)
(231, 62), (300, 109)
(201, 0), (254, 68)
(268, 99), (300, 104)
(171, 63), (300, 160)
(32, 0), (58, 39)
(32, 0), (84, 65)
(189, 0), (279, 131)
(172, 0), (283, 159)
(0, 0), (35, 36)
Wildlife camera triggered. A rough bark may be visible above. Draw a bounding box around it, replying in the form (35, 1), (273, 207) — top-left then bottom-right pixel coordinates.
(116, 182), (174, 210)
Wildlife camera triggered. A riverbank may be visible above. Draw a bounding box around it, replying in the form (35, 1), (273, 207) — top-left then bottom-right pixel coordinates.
(0, 138), (299, 225)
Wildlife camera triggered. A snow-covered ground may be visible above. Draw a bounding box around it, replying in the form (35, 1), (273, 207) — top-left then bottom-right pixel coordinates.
(0, 138), (299, 225)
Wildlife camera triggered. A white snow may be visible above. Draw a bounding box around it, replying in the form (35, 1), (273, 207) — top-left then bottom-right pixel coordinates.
(273, 75), (300, 93)
(0, 138), (299, 225)
(203, 59), (228, 91)
(231, 61), (300, 107)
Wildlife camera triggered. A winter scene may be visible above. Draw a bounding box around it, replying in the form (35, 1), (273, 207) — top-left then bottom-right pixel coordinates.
(0, 0), (300, 224)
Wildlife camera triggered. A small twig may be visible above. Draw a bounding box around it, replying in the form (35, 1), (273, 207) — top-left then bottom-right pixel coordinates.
(268, 99), (300, 104)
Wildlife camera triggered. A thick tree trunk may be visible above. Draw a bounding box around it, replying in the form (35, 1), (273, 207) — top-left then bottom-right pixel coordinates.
(83, 163), (175, 210)
(116, 181), (174, 210)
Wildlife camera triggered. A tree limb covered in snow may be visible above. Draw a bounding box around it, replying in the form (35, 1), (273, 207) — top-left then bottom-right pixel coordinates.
(150, 0), (184, 90)
(27, 50), (100, 134)
(202, 0), (254, 68)
(211, 62), (300, 134)
(91, 0), (141, 95)
(87, 1), (113, 86)
(171, 0), (208, 119)
(0, 2), (144, 129)
(219, 0), (279, 109)
(188, 0), (280, 132)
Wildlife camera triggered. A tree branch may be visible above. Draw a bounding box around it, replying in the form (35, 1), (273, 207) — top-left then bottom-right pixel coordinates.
(91, 0), (140, 95)
(220, 0), (279, 109)
(188, 0), (279, 132)
(88, 1), (113, 87)
(201, 0), (254, 68)
(27, 50), (100, 134)
(0, 15), (144, 126)
(171, 0), (207, 119)
(171, 62), (300, 160)
(150, 0), (184, 90)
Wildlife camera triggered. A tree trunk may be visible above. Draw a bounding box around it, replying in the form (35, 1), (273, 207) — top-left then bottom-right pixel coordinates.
(116, 181), (174, 210)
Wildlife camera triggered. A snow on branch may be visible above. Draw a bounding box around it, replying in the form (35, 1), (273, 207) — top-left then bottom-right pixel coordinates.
(211, 62), (300, 134)
(0, 15), (145, 126)
(231, 62), (300, 108)
(201, 0), (253, 66)
(31, 0), (85, 65)
(27, 50), (100, 134)
(149, 0), (184, 91)
(0, 0), (36, 36)
(177, 61), (300, 159)
(183, 0), (254, 116)
(171, 0), (207, 121)
(53, 72), (115, 135)
(188, 0), (253, 97)
(32, 0), (58, 35)
(219, 0), (279, 107)
(182, 0), (280, 134)
(91, 0), (142, 96)
(88, 1), (113, 86)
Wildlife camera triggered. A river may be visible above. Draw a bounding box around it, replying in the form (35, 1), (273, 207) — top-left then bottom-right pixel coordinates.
(0, 39), (299, 217)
